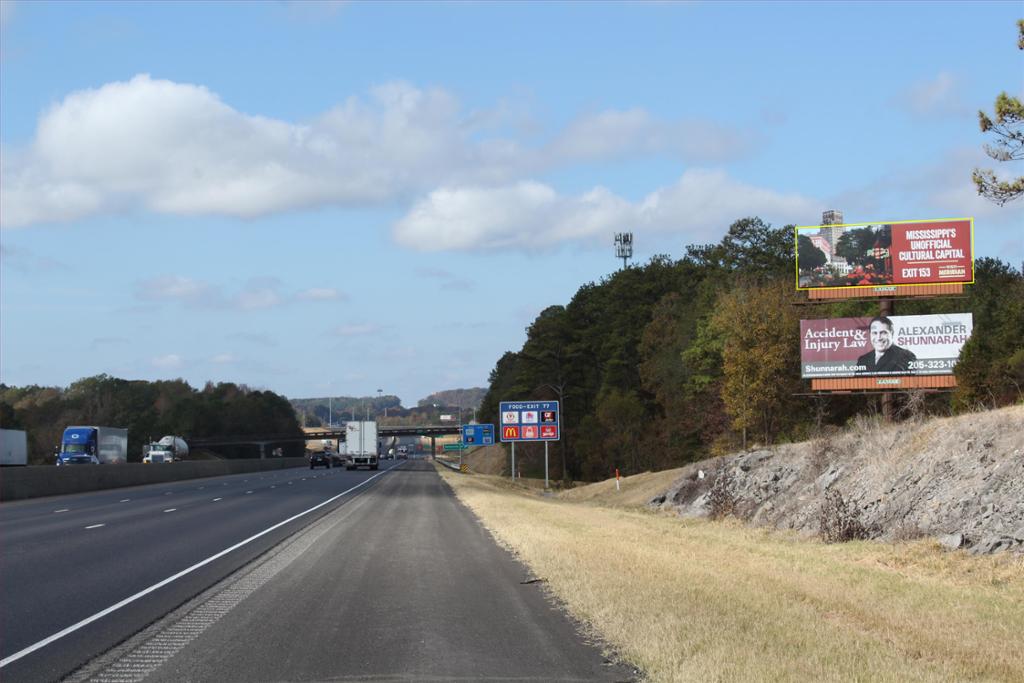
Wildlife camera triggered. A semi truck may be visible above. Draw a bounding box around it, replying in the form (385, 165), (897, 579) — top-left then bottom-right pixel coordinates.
(143, 435), (189, 464)
(57, 426), (128, 465)
(1, 429), (28, 466)
(344, 421), (378, 470)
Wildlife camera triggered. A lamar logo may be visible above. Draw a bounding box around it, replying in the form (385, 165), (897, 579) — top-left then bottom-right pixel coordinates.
(503, 426), (520, 439)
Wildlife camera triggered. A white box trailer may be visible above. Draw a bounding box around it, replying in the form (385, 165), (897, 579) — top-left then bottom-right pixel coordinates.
(1, 429), (28, 466)
(344, 421), (378, 470)
(58, 426), (129, 465)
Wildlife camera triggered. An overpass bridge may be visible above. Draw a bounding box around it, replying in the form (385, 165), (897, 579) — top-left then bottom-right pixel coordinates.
(187, 425), (464, 458)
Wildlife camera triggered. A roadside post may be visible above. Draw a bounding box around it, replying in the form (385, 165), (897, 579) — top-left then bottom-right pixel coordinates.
(544, 442), (549, 490)
(615, 468), (620, 492)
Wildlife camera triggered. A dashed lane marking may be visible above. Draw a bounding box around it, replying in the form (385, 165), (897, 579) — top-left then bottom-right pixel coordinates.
(1, 461), (403, 670)
(85, 524), (105, 530)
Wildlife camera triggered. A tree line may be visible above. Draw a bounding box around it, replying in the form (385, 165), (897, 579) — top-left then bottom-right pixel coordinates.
(478, 217), (1024, 483)
(0, 375), (304, 464)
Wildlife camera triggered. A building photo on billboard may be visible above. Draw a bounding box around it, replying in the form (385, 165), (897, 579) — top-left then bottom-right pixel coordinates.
(800, 314), (973, 379)
(796, 218), (974, 290)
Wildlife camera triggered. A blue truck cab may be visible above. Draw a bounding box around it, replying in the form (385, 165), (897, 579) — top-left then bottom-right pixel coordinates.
(57, 426), (129, 465)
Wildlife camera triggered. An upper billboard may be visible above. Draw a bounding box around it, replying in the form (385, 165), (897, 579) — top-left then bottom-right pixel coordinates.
(796, 218), (974, 290)
(800, 313), (973, 379)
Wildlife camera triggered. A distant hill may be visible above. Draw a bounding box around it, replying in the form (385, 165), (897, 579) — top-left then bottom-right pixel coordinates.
(290, 395), (400, 427)
(290, 388), (485, 427)
(418, 388), (486, 411)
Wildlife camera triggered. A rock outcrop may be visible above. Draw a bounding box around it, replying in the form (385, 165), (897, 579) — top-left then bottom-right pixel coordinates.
(651, 405), (1024, 554)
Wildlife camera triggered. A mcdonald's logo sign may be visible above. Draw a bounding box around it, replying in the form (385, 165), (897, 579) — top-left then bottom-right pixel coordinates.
(503, 426), (520, 439)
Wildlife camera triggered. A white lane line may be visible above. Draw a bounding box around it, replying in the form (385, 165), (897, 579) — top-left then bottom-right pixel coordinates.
(54, 509), (69, 514)
(0, 460), (403, 669)
(245, 491), (253, 495)
(85, 524), (105, 530)
(163, 509), (176, 513)
(74, 489), (355, 683)
(212, 498), (222, 502)
(120, 499), (130, 503)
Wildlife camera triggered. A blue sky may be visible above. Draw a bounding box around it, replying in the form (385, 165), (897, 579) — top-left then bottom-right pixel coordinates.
(1, 1), (1022, 406)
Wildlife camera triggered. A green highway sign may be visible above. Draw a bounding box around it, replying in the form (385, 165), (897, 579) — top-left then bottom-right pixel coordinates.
(443, 443), (469, 451)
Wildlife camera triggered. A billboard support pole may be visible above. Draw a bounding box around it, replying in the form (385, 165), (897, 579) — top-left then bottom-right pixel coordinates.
(544, 441), (549, 490)
(511, 442), (516, 481)
(880, 298), (895, 422)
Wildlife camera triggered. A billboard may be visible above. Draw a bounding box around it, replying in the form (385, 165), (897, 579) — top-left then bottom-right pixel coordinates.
(796, 218), (974, 290)
(800, 313), (972, 379)
(499, 401), (560, 442)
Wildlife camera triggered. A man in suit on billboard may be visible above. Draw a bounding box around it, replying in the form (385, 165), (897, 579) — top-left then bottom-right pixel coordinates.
(856, 316), (917, 374)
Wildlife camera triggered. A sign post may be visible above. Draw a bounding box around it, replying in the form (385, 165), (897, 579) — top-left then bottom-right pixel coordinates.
(459, 423), (494, 472)
(499, 401), (560, 487)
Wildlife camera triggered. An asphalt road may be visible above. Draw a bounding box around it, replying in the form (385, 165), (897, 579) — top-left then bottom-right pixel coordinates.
(2, 460), (637, 682)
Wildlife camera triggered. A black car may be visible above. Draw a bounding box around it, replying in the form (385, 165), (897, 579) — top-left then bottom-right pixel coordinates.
(309, 452), (332, 469)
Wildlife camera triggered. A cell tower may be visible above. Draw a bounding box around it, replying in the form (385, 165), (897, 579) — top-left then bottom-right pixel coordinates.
(614, 232), (633, 270)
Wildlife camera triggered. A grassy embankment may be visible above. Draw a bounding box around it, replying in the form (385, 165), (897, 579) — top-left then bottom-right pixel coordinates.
(437, 465), (1024, 682)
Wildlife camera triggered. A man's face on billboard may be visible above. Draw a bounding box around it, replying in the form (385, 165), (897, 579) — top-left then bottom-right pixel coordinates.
(869, 320), (894, 353)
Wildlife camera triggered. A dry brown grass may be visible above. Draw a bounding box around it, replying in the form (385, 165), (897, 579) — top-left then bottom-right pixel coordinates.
(463, 443), (507, 475)
(439, 466), (1024, 683)
(558, 467), (687, 508)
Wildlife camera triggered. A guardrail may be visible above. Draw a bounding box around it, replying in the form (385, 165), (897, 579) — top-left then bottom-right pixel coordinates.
(0, 458), (309, 502)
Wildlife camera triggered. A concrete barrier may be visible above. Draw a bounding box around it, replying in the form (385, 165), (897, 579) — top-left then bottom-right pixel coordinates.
(0, 458), (309, 502)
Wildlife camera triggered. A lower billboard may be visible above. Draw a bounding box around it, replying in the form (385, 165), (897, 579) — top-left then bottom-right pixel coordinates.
(801, 313), (972, 379)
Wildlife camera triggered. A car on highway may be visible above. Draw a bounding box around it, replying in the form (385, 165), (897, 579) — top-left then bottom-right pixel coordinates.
(309, 452), (332, 469)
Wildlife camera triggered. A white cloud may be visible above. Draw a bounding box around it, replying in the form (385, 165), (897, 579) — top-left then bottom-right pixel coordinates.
(1, 75), (757, 228)
(227, 332), (277, 347)
(235, 278), (283, 310)
(135, 275), (286, 310)
(332, 323), (380, 337)
(548, 109), (754, 164)
(296, 287), (344, 301)
(135, 275), (214, 303)
(897, 72), (967, 118)
(394, 169), (821, 251)
(151, 354), (183, 369)
(0, 243), (66, 272)
(211, 353), (237, 364)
